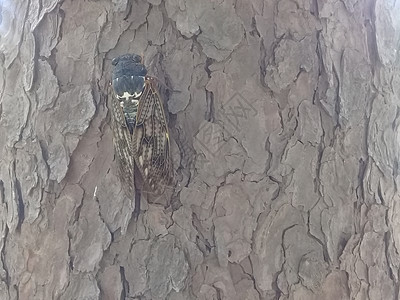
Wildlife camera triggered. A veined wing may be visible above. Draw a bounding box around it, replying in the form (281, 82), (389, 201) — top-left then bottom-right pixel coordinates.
(109, 87), (135, 198)
(132, 77), (173, 194)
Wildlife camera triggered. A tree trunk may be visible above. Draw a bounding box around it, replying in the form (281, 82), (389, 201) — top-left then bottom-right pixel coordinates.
(0, 0), (399, 299)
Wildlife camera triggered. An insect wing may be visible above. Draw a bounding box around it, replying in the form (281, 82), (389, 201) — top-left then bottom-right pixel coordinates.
(109, 84), (135, 198)
(132, 78), (173, 194)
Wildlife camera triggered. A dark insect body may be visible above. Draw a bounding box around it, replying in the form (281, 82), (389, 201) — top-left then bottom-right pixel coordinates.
(110, 53), (173, 219)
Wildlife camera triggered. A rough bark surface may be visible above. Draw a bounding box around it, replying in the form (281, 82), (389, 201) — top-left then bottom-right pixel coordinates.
(0, 0), (399, 299)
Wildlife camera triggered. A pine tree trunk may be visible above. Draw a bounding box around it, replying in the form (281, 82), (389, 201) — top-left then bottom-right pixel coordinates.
(0, 0), (399, 299)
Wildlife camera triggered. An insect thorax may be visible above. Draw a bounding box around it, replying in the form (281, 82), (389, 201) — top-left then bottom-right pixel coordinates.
(113, 73), (146, 131)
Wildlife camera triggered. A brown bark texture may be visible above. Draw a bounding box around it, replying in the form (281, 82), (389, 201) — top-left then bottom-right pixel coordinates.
(0, 0), (399, 299)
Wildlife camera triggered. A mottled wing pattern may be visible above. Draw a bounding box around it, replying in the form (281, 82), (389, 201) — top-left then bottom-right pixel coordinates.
(132, 77), (173, 194)
(109, 85), (135, 198)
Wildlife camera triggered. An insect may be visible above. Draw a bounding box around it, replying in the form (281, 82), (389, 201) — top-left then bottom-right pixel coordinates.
(110, 53), (173, 219)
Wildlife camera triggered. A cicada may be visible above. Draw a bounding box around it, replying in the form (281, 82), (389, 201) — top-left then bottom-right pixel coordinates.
(110, 53), (173, 219)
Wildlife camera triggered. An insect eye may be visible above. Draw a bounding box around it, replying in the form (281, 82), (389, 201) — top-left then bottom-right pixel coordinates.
(132, 54), (142, 63)
(112, 57), (119, 66)
(137, 65), (147, 76)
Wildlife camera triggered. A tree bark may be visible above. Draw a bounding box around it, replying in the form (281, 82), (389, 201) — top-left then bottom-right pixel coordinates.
(0, 0), (399, 299)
